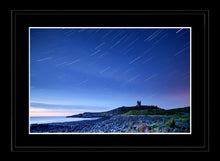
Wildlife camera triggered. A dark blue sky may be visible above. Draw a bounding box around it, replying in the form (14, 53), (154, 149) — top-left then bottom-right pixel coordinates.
(30, 27), (190, 116)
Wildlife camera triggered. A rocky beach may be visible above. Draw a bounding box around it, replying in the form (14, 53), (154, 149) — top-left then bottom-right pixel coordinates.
(30, 115), (190, 133)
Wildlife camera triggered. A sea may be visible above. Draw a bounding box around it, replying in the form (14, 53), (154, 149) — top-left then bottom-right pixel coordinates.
(30, 116), (99, 125)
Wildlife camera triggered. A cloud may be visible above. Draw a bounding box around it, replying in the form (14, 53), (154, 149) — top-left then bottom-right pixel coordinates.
(30, 103), (112, 113)
(30, 107), (49, 112)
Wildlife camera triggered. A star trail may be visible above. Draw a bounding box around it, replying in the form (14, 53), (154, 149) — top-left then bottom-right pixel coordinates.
(29, 27), (190, 116)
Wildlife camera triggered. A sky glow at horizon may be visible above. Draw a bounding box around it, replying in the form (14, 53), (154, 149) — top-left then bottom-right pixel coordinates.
(30, 27), (190, 117)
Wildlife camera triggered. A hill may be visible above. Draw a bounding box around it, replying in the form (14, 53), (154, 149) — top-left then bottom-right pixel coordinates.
(67, 105), (160, 118)
(67, 105), (190, 118)
(122, 106), (190, 116)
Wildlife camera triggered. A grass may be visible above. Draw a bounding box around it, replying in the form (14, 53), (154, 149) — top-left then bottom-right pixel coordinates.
(127, 116), (189, 133)
(167, 118), (176, 128)
(121, 107), (190, 117)
(122, 109), (167, 116)
(129, 122), (133, 129)
(122, 108), (190, 133)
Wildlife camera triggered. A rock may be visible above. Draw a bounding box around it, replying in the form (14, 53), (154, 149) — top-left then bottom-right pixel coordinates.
(173, 128), (178, 132)
(144, 127), (150, 133)
(138, 125), (148, 132)
(30, 115), (189, 133)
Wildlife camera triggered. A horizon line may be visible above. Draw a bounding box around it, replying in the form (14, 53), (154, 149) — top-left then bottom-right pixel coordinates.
(29, 105), (190, 117)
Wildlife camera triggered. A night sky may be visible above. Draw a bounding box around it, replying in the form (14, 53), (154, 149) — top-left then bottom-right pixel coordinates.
(30, 27), (190, 116)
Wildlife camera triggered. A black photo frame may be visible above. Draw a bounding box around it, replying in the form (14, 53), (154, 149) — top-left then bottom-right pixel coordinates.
(10, 10), (210, 152)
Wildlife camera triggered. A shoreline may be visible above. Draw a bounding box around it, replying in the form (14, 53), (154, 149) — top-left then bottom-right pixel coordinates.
(30, 116), (100, 125)
(30, 115), (190, 133)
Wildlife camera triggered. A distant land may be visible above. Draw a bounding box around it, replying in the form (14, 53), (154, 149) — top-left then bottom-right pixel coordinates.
(67, 105), (190, 118)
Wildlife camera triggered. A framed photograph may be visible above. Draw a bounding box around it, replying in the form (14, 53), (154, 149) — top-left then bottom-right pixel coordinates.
(11, 10), (210, 152)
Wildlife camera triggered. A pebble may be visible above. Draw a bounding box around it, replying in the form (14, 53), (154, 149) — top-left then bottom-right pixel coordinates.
(30, 116), (190, 133)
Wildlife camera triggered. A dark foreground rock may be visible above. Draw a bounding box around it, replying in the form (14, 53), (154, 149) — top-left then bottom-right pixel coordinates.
(30, 116), (190, 133)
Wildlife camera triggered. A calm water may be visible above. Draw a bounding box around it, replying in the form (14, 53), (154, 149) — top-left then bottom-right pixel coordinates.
(30, 116), (99, 125)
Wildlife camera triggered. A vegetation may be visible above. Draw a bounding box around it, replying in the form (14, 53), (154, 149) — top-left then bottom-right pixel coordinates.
(122, 106), (190, 133)
(163, 118), (165, 124)
(167, 118), (176, 128)
(121, 106), (190, 116)
(129, 122), (133, 129)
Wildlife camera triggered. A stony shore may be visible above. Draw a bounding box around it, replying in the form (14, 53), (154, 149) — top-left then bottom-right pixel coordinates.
(30, 115), (190, 133)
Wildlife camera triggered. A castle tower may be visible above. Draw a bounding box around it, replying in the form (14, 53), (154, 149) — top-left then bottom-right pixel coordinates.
(137, 100), (141, 107)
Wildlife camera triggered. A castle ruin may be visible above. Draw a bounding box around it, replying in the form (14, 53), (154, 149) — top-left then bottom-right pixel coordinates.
(137, 100), (141, 107)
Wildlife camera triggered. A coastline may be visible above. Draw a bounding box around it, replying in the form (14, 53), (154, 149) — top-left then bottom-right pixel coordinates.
(30, 115), (190, 133)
